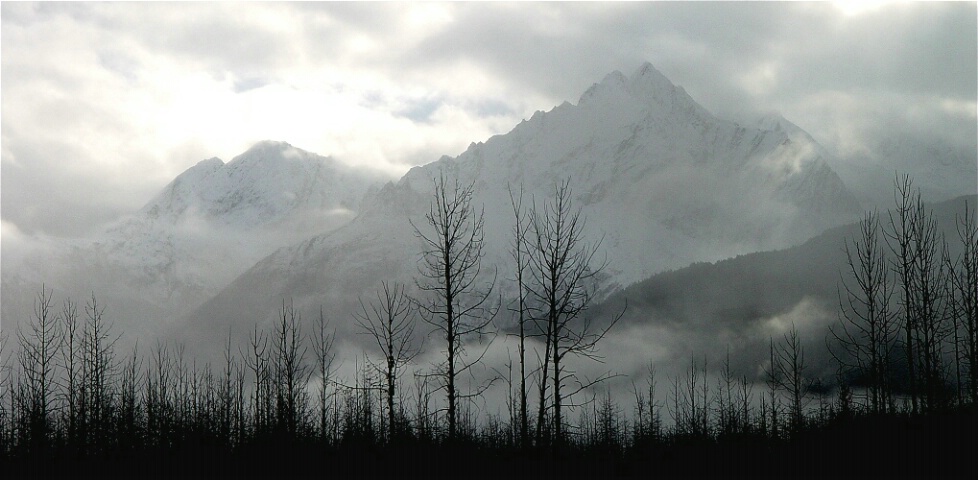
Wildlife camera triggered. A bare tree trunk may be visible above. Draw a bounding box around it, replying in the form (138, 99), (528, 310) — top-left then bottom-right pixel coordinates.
(17, 285), (62, 451)
(886, 174), (920, 413)
(356, 282), (417, 441)
(313, 309), (335, 442)
(950, 201), (978, 403)
(273, 300), (309, 439)
(768, 325), (816, 434)
(525, 179), (621, 451)
(413, 172), (496, 442)
(831, 211), (897, 414)
(508, 185), (531, 448)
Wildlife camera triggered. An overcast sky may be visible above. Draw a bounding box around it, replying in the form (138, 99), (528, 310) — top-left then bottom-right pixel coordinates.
(2, 1), (976, 239)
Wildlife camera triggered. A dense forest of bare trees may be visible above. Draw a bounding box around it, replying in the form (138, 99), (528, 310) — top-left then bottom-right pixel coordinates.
(0, 173), (975, 477)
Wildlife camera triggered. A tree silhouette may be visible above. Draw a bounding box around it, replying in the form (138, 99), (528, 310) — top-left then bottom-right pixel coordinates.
(81, 293), (118, 452)
(412, 171), (496, 441)
(831, 210), (897, 414)
(767, 325), (816, 433)
(356, 281), (419, 440)
(272, 300), (310, 439)
(885, 175), (952, 411)
(524, 179), (620, 448)
(507, 184), (533, 447)
(16, 286), (61, 451)
(946, 200), (978, 404)
(312, 309), (336, 442)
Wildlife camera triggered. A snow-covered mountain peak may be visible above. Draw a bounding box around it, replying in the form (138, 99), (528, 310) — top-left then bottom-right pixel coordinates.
(228, 140), (302, 166)
(579, 62), (678, 104)
(576, 62), (709, 126)
(628, 61), (678, 97)
(368, 62), (858, 272)
(134, 140), (389, 233)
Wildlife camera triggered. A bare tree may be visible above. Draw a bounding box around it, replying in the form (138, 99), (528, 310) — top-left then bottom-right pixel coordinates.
(0, 331), (9, 455)
(668, 356), (710, 438)
(16, 285), (62, 450)
(82, 293), (118, 450)
(830, 210), (897, 414)
(272, 300), (311, 439)
(312, 308), (336, 442)
(631, 362), (663, 445)
(356, 282), (419, 440)
(946, 200), (978, 404)
(508, 184), (533, 447)
(885, 175), (918, 411)
(909, 195), (951, 410)
(412, 371), (434, 442)
(117, 343), (143, 449)
(525, 179), (621, 447)
(146, 340), (174, 449)
(218, 330), (242, 447)
(715, 349), (742, 436)
(412, 171), (497, 441)
(767, 325), (816, 433)
(884, 174), (953, 412)
(58, 298), (82, 446)
(245, 324), (271, 438)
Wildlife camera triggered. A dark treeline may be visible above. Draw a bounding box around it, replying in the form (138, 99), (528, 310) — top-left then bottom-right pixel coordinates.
(1, 174), (976, 478)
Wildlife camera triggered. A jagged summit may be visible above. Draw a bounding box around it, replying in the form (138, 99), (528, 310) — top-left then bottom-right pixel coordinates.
(632, 61), (669, 82)
(628, 61), (683, 98)
(578, 62), (686, 105)
(574, 63), (712, 130)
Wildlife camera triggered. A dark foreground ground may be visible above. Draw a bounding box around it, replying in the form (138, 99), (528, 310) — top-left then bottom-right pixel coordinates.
(4, 407), (975, 479)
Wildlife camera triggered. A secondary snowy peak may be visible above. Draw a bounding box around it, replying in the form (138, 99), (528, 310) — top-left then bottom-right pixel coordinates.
(0, 141), (391, 334)
(139, 141), (382, 229)
(103, 140), (390, 287)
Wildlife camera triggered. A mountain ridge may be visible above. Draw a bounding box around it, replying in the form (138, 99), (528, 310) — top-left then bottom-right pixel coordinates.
(588, 193), (977, 382)
(176, 62), (862, 359)
(138, 140), (385, 228)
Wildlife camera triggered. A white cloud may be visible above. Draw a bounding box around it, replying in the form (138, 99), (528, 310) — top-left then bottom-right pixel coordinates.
(2, 2), (974, 237)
